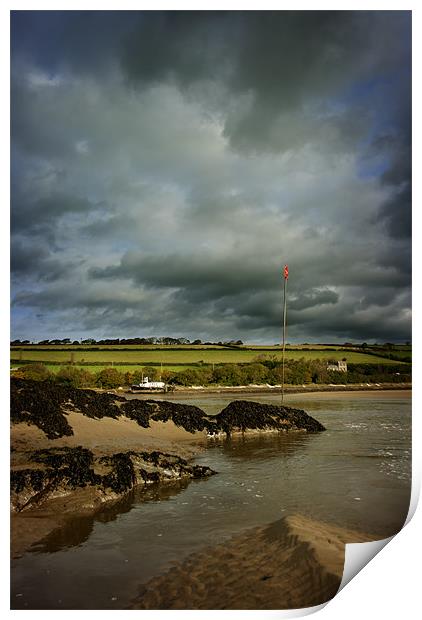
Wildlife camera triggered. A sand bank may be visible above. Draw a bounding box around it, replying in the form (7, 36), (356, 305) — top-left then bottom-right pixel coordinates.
(11, 411), (206, 459)
(132, 513), (375, 610)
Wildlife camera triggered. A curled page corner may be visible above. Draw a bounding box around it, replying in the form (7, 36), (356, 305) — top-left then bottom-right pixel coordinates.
(338, 535), (394, 593)
(337, 459), (419, 596)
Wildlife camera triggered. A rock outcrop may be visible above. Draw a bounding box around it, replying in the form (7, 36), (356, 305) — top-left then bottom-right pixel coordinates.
(11, 379), (326, 440)
(11, 378), (215, 438)
(11, 446), (215, 513)
(11, 380), (326, 516)
(213, 400), (326, 436)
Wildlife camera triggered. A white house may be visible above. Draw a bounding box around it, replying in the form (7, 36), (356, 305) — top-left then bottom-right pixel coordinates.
(327, 360), (347, 372)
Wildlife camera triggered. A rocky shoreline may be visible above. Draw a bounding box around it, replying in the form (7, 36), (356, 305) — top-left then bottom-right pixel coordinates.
(11, 378), (326, 555)
(11, 446), (215, 514)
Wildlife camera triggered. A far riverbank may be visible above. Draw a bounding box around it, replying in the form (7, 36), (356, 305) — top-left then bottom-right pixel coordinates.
(132, 382), (412, 397)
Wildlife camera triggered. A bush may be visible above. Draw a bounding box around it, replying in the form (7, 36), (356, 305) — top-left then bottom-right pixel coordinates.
(211, 364), (244, 386)
(55, 366), (96, 388)
(95, 368), (124, 389)
(13, 363), (52, 382)
(242, 363), (269, 384)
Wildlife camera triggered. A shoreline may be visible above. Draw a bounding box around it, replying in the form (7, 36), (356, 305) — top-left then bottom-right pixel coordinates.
(10, 380), (410, 559)
(162, 382), (411, 396)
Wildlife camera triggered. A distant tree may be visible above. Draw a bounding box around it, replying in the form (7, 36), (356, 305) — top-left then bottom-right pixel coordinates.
(14, 363), (52, 382)
(169, 367), (211, 386)
(95, 368), (124, 389)
(192, 339), (202, 345)
(55, 366), (95, 388)
(211, 364), (243, 386)
(132, 367), (160, 383)
(161, 369), (176, 383)
(123, 371), (133, 386)
(242, 363), (269, 385)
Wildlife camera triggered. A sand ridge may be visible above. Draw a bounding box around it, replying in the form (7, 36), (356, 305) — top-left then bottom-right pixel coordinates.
(132, 513), (376, 610)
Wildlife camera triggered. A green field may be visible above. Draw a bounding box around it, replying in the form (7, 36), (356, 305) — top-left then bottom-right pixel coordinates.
(11, 345), (408, 367)
(9, 364), (193, 375)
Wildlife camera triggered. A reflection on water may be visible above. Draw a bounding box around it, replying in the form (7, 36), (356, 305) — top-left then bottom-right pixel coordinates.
(30, 480), (192, 555)
(11, 391), (411, 610)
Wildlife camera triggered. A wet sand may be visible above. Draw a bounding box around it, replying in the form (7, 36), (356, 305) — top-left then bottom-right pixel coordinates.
(132, 513), (375, 609)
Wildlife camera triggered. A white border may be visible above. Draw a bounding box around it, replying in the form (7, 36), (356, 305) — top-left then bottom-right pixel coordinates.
(4, 3), (419, 618)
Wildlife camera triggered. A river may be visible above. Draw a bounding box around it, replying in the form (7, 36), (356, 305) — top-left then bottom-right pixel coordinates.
(11, 390), (411, 610)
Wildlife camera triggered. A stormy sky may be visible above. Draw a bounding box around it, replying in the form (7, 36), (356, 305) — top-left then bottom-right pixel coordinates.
(10, 10), (411, 343)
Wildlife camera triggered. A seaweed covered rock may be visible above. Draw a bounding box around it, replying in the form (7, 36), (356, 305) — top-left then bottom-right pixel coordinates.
(214, 400), (326, 436)
(11, 379), (326, 442)
(11, 446), (216, 513)
(11, 378), (212, 438)
(11, 380), (75, 439)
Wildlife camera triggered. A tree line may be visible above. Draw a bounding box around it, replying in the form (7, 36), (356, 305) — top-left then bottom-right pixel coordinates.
(11, 337), (244, 346)
(12, 359), (411, 389)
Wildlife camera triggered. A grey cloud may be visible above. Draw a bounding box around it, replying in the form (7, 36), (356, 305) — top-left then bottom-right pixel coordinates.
(121, 12), (410, 153)
(10, 11), (411, 343)
(289, 288), (339, 311)
(378, 185), (411, 239)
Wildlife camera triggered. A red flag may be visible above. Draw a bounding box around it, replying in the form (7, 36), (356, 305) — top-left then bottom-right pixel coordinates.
(283, 264), (289, 280)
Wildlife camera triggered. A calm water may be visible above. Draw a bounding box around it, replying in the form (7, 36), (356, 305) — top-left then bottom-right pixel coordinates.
(11, 391), (411, 610)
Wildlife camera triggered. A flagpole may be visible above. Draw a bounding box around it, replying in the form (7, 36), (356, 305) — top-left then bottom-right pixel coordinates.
(282, 266), (288, 403)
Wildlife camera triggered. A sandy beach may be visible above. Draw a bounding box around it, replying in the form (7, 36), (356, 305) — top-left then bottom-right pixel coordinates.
(11, 410), (207, 558)
(131, 513), (376, 609)
(11, 411), (207, 458)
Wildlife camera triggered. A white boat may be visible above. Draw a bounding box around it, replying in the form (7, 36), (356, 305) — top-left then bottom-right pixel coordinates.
(130, 376), (166, 392)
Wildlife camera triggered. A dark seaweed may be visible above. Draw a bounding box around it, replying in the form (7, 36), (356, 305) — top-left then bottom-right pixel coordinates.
(11, 446), (216, 512)
(11, 380), (74, 439)
(99, 453), (136, 493)
(10, 378), (211, 438)
(214, 400), (326, 435)
(11, 379), (326, 442)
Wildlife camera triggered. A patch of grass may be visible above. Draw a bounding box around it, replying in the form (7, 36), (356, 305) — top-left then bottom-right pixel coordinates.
(11, 347), (408, 366)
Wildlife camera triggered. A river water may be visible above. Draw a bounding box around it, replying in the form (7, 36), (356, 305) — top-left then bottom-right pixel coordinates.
(11, 391), (411, 610)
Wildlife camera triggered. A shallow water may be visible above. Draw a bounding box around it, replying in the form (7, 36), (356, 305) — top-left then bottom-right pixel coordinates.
(11, 391), (411, 610)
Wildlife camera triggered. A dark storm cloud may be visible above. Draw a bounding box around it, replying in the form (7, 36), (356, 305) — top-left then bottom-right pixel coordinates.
(89, 251), (277, 295)
(11, 192), (103, 235)
(121, 11), (410, 151)
(378, 185), (411, 239)
(11, 10), (134, 75)
(10, 11), (411, 343)
(10, 239), (78, 282)
(289, 289), (339, 311)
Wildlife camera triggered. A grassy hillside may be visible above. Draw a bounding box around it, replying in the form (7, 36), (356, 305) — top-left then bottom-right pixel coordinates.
(11, 344), (409, 369)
